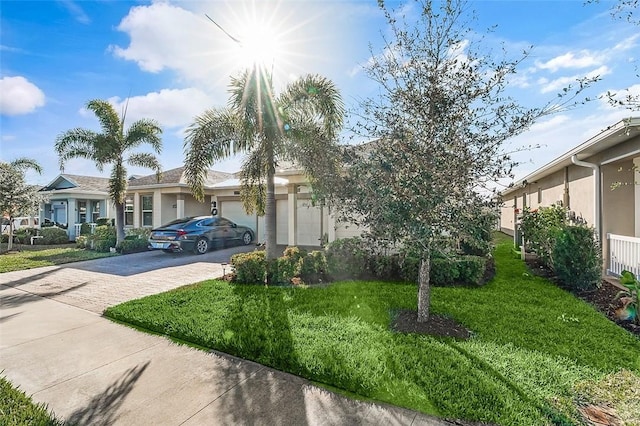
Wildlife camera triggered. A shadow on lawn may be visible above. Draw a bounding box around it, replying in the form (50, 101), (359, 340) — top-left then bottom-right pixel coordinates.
(209, 285), (423, 425)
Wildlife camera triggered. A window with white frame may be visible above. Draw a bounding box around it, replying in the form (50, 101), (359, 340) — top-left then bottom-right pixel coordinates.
(125, 197), (134, 226)
(142, 195), (153, 227)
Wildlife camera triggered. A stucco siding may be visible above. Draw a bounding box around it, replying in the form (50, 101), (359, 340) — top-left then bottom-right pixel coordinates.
(602, 160), (635, 237)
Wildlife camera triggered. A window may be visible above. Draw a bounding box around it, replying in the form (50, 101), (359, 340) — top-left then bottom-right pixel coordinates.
(142, 195), (153, 227)
(125, 197), (134, 226)
(78, 201), (87, 223)
(92, 201), (100, 223)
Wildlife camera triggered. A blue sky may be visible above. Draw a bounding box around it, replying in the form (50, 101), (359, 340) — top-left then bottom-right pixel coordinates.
(1, 0), (638, 188)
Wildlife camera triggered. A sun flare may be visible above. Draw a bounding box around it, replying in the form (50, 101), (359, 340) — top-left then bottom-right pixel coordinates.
(236, 22), (283, 68)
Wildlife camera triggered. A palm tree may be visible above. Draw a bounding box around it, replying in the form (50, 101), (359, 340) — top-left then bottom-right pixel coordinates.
(55, 99), (162, 246)
(184, 66), (344, 260)
(0, 158), (43, 251)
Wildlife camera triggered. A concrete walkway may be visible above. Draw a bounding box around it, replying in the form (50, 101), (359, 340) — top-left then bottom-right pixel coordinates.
(0, 248), (452, 425)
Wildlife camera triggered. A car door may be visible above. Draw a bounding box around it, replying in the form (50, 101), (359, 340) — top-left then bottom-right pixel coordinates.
(215, 218), (236, 242)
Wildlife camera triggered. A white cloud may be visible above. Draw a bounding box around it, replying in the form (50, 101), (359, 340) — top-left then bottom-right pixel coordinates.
(0, 76), (45, 115)
(58, 0), (90, 24)
(537, 65), (611, 94)
(536, 50), (603, 73)
(104, 88), (214, 129)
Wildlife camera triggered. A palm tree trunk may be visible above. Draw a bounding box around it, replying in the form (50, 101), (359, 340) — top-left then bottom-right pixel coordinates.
(114, 201), (126, 247)
(265, 145), (277, 261)
(417, 249), (431, 323)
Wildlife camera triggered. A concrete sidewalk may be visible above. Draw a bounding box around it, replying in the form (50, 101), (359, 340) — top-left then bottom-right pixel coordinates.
(0, 255), (452, 425)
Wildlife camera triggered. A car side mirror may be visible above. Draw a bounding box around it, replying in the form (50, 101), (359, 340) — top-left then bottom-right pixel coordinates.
(232, 223), (237, 228)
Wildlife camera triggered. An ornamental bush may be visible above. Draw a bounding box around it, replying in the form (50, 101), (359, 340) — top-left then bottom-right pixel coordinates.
(300, 250), (329, 283)
(92, 225), (116, 252)
(553, 225), (602, 291)
(39, 227), (69, 245)
(231, 251), (266, 284)
(325, 237), (368, 280)
(520, 205), (566, 268)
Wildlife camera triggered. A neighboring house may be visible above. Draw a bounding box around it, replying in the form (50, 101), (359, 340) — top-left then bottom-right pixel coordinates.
(499, 117), (640, 276)
(38, 166), (360, 248)
(39, 174), (113, 240)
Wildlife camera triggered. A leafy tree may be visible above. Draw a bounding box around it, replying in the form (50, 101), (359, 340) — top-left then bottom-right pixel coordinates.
(337, 0), (594, 322)
(55, 99), (163, 246)
(184, 67), (344, 261)
(0, 158), (43, 251)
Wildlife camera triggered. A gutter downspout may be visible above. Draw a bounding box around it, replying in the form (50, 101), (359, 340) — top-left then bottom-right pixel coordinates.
(570, 155), (601, 242)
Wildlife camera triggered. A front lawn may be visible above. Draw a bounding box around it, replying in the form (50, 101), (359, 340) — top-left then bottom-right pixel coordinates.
(0, 375), (62, 425)
(0, 247), (117, 273)
(105, 235), (640, 425)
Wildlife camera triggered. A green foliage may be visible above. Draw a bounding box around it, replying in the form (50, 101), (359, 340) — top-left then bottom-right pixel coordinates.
(367, 254), (402, 281)
(231, 250), (266, 284)
(615, 270), (639, 324)
(39, 227), (69, 244)
(552, 225), (602, 291)
(95, 217), (113, 227)
(76, 235), (89, 248)
(325, 237), (368, 280)
(300, 250), (329, 283)
(80, 222), (91, 235)
(459, 208), (496, 257)
(118, 228), (151, 254)
(0, 375), (63, 425)
(520, 205), (567, 268)
(0, 247), (116, 273)
(92, 225), (116, 252)
(105, 236), (640, 425)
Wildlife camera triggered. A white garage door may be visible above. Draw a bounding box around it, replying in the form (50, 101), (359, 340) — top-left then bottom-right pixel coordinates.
(296, 200), (322, 246)
(221, 201), (256, 232)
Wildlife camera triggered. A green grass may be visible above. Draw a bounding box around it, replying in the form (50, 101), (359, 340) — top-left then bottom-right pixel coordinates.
(0, 375), (63, 425)
(105, 234), (640, 425)
(0, 247), (117, 273)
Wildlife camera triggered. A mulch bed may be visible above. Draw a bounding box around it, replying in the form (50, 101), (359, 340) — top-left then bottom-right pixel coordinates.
(525, 256), (639, 337)
(391, 309), (471, 339)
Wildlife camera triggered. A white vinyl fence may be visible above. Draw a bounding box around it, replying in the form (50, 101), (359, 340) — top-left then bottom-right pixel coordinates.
(607, 233), (640, 277)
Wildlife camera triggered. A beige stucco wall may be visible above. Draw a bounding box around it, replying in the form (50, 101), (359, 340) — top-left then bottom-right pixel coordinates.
(602, 160), (635, 238)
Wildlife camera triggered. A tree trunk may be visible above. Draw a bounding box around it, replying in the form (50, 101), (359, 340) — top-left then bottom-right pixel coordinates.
(7, 219), (14, 251)
(114, 201), (126, 247)
(264, 143), (277, 261)
(417, 254), (431, 323)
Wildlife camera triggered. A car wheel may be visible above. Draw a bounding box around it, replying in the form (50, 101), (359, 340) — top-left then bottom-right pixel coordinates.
(194, 238), (209, 254)
(242, 231), (252, 245)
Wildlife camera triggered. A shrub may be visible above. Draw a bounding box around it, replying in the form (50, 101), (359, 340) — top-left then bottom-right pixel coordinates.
(300, 250), (329, 283)
(76, 235), (89, 248)
(118, 228), (151, 254)
(231, 251), (266, 284)
(39, 227), (69, 244)
(325, 237), (368, 280)
(552, 225), (602, 291)
(367, 254), (402, 281)
(399, 254), (487, 286)
(520, 205), (566, 268)
(459, 208), (497, 257)
(79, 222), (91, 236)
(95, 217), (113, 227)
(92, 225), (116, 252)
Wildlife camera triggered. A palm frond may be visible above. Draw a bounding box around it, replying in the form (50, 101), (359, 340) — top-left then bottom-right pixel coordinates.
(54, 128), (101, 171)
(183, 108), (241, 201)
(239, 147), (268, 215)
(124, 119), (163, 153)
(127, 153), (162, 181)
(86, 99), (122, 139)
(8, 157), (43, 174)
(279, 74), (345, 141)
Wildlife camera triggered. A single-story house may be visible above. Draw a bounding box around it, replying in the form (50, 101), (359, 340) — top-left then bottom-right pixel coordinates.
(38, 165), (360, 247)
(499, 117), (640, 276)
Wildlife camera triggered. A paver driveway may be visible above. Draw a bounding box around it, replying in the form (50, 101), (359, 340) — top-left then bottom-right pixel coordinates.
(0, 244), (255, 313)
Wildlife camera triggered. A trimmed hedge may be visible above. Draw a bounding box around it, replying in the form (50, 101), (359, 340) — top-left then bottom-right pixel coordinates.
(92, 225), (116, 252)
(325, 237), (368, 280)
(118, 228), (151, 254)
(39, 227), (69, 244)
